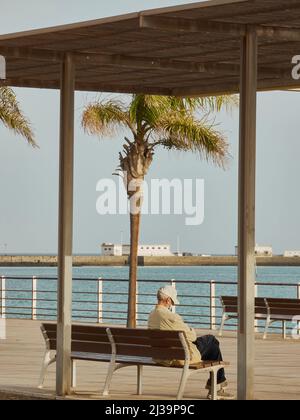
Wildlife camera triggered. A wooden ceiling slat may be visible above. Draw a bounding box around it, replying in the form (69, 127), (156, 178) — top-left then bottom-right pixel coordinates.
(76, 81), (172, 95)
(216, 10), (300, 26)
(158, 0), (300, 21)
(173, 77), (300, 98)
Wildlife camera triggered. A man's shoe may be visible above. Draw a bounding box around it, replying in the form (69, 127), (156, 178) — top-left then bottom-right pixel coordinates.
(205, 380), (228, 391)
(207, 388), (235, 400)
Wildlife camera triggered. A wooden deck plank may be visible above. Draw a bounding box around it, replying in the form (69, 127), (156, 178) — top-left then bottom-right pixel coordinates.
(0, 320), (300, 400)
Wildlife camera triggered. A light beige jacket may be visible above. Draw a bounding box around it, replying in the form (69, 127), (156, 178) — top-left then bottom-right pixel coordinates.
(148, 305), (202, 367)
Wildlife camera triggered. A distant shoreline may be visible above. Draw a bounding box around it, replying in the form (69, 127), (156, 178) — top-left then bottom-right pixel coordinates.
(1, 255), (300, 267)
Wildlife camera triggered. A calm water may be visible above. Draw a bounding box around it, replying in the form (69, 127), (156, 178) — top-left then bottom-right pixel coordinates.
(1, 266), (300, 331)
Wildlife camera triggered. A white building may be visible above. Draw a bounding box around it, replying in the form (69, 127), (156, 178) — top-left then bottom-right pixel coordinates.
(101, 243), (123, 256)
(101, 243), (173, 257)
(284, 251), (300, 258)
(235, 245), (273, 257)
(255, 246), (273, 257)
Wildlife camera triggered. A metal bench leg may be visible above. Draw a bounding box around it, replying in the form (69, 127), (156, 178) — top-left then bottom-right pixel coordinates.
(38, 351), (56, 389)
(210, 370), (218, 401)
(137, 365), (143, 395)
(263, 316), (271, 340)
(71, 360), (77, 389)
(103, 361), (117, 396)
(176, 365), (190, 400)
(218, 314), (228, 337)
(103, 363), (135, 396)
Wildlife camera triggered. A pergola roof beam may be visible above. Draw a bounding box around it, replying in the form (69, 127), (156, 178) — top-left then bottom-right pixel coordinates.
(140, 15), (300, 42)
(140, 15), (246, 36)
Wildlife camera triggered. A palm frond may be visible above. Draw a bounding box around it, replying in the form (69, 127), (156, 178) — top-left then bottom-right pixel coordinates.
(0, 87), (36, 146)
(129, 95), (174, 129)
(195, 95), (239, 113)
(83, 93), (233, 169)
(155, 113), (229, 168)
(163, 95), (238, 115)
(82, 99), (131, 137)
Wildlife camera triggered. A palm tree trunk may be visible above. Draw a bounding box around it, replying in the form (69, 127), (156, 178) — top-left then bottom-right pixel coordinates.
(127, 210), (141, 328)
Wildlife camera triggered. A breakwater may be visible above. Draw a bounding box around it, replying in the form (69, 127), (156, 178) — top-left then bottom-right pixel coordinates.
(1, 255), (300, 267)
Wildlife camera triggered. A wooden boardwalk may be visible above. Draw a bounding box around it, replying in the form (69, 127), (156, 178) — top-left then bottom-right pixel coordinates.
(0, 320), (300, 400)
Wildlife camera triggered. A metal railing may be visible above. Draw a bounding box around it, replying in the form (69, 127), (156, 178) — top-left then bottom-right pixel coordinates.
(1, 275), (300, 335)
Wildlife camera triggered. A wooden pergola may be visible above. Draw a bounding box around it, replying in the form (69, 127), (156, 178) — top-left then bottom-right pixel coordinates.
(1, 0), (300, 400)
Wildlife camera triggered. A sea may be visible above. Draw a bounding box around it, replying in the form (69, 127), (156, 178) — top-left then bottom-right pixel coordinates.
(1, 265), (300, 332)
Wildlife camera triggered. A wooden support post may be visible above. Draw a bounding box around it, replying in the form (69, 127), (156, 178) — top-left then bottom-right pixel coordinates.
(56, 52), (75, 397)
(238, 27), (258, 401)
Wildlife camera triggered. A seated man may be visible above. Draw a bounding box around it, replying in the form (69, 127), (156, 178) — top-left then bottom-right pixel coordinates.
(148, 285), (233, 400)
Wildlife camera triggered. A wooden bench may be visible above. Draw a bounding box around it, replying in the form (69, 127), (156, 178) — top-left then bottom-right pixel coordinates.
(265, 298), (300, 339)
(39, 323), (228, 400)
(219, 296), (300, 339)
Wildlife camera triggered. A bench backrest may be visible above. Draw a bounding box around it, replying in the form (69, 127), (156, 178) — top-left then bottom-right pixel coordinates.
(41, 323), (111, 354)
(107, 327), (187, 361)
(41, 324), (187, 360)
(266, 298), (300, 316)
(220, 296), (268, 315)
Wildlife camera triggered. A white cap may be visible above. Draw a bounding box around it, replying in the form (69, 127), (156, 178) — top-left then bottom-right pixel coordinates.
(159, 285), (180, 305)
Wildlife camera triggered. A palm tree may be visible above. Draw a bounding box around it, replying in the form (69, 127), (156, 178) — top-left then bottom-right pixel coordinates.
(0, 87), (35, 145)
(82, 94), (236, 328)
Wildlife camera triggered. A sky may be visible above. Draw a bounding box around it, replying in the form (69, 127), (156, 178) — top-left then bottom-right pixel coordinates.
(0, 0), (300, 256)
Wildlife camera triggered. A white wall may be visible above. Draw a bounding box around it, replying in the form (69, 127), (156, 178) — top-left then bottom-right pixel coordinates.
(101, 243), (122, 256)
(138, 245), (173, 257)
(235, 245), (273, 256)
(255, 246), (273, 256)
(284, 251), (300, 257)
(101, 244), (115, 256)
(102, 243), (173, 256)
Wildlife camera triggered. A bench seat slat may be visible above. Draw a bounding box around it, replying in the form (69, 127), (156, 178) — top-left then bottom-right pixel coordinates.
(115, 344), (185, 360)
(269, 309), (300, 316)
(269, 314), (297, 321)
(111, 336), (183, 347)
(108, 328), (184, 339)
(46, 331), (109, 343)
(70, 352), (226, 370)
(71, 352), (112, 362)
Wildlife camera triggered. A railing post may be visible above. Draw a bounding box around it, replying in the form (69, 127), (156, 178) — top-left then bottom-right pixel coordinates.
(97, 277), (103, 324)
(1, 276), (5, 319)
(170, 279), (176, 314)
(210, 281), (216, 330)
(254, 283), (258, 333)
(136, 281), (139, 327)
(297, 283), (300, 336)
(32, 276), (37, 320)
